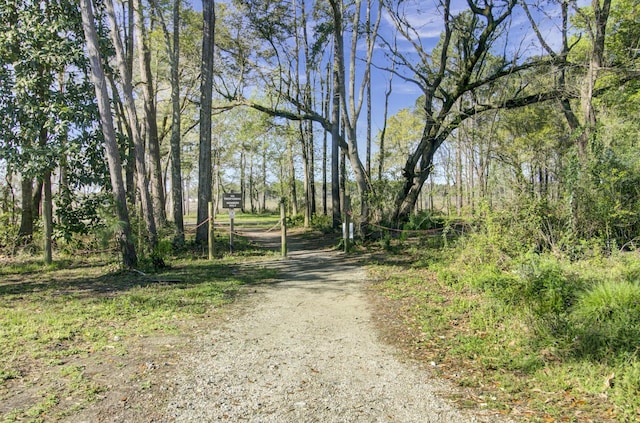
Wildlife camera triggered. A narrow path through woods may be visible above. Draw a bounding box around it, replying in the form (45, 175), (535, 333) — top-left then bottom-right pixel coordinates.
(162, 228), (507, 422)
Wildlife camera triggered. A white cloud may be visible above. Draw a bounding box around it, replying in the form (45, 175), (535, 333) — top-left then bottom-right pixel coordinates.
(382, 0), (445, 40)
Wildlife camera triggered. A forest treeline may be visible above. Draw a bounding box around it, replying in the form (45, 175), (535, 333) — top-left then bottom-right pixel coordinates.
(0, 0), (638, 266)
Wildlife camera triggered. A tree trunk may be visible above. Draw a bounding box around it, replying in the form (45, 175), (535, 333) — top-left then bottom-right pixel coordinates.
(365, 0), (372, 179)
(80, 0), (137, 267)
(298, 119), (310, 226)
(307, 120), (316, 217)
(133, 0), (166, 226)
(43, 169), (52, 265)
(169, 0), (184, 244)
(392, 122), (447, 225)
(125, 0), (135, 203)
(456, 140), (463, 215)
(106, 72), (135, 203)
(18, 176), (33, 241)
(249, 155), (255, 213)
(106, 0), (157, 249)
(39, 124), (52, 264)
(329, 0), (381, 233)
(322, 62), (330, 216)
(196, 0), (215, 244)
(302, 2), (315, 221)
(330, 47), (341, 229)
(287, 136), (298, 216)
(578, 0), (611, 159)
(261, 144), (267, 212)
(32, 178), (42, 220)
(378, 72), (392, 182)
(240, 150), (246, 212)
(150, 0), (185, 243)
(340, 146), (346, 214)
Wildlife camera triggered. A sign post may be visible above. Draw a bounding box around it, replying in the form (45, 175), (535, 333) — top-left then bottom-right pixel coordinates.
(222, 193), (242, 254)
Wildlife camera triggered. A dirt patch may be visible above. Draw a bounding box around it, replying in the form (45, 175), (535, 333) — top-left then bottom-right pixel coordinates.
(17, 228), (510, 422)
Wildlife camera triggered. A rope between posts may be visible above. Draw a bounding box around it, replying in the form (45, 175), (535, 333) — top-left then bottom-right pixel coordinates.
(368, 222), (466, 236)
(194, 217), (211, 230)
(265, 221), (282, 232)
(228, 221), (282, 237)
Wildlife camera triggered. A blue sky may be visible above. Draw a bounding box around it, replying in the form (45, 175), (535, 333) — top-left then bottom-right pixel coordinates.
(187, 0), (580, 142)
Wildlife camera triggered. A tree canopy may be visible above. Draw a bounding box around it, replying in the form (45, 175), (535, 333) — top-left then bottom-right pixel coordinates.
(0, 0), (638, 260)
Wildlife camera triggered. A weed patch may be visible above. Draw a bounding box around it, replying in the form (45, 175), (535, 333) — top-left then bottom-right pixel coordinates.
(368, 246), (640, 422)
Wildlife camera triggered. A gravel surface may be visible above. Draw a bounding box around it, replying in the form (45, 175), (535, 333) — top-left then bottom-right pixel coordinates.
(163, 235), (507, 422)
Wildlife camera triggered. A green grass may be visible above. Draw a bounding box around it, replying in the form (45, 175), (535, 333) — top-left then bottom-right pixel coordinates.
(0, 252), (276, 422)
(184, 211), (281, 228)
(369, 245), (640, 422)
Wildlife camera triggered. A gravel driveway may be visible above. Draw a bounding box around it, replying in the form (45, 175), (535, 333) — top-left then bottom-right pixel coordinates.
(163, 230), (506, 422)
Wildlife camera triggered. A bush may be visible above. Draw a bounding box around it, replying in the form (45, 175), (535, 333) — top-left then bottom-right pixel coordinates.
(466, 265), (523, 304)
(310, 214), (333, 234)
(614, 360), (640, 416)
(286, 213), (304, 228)
(55, 192), (112, 243)
(515, 255), (586, 335)
(404, 210), (443, 231)
(0, 212), (20, 254)
(570, 280), (640, 359)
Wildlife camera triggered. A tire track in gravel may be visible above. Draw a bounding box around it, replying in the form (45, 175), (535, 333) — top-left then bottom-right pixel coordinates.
(164, 229), (508, 422)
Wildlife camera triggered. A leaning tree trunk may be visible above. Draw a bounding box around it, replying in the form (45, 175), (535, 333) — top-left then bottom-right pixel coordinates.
(393, 130), (444, 226)
(80, 0), (137, 267)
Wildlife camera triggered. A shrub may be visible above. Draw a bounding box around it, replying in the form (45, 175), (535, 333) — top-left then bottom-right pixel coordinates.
(310, 214), (333, 234)
(516, 255), (585, 336)
(570, 280), (640, 359)
(0, 212), (20, 254)
(466, 265), (523, 305)
(613, 360), (640, 417)
(404, 210), (443, 231)
(286, 213), (304, 228)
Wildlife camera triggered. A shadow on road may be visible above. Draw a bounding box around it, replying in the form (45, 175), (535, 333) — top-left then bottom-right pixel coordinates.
(235, 227), (364, 291)
(237, 227), (341, 256)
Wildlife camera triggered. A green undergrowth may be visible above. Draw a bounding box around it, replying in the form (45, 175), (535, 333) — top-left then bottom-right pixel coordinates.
(369, 239), (640, 422)
(0, 249), (278, 422)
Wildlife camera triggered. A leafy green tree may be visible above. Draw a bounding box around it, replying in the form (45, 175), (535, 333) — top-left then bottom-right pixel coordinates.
(0, 0), (111, 259)
(378, 107), (423, 180)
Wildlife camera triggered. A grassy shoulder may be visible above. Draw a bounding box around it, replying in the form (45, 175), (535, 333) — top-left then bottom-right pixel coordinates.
(367, 238), (640, 423)
(0, 237), (278, 422)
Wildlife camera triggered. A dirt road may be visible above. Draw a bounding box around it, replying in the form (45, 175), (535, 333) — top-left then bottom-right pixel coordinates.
(160, 229), (504, 422)
(66, 228), (508, 422)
